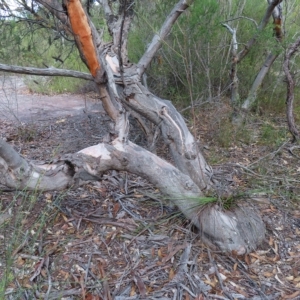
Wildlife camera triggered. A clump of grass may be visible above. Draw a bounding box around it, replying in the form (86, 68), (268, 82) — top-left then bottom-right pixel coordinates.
(216, 120), (253, 148)
(259, 123), (287, 146)
(16, 124), (38, 142)
(0, 190), (65, 298)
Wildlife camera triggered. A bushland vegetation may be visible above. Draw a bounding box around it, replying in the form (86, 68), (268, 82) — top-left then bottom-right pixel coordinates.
(1, 0), (300, 298)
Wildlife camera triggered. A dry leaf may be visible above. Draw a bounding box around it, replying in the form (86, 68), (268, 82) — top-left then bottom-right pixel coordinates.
(134, 194), (144, 198)
(285, 276), (294, 281)
(283, 291), (300, 299)
(158, 249), (162, 258)
(44, 193), (52, 201)
(293, 276), (300, 282)
(113, 203), (120, 217)
(268, 236), (274, 246)
(233, 263), (238, 271)
(85, 293), (101, 300)
(263, 272), (273, 278)
(244, 254), (250, 265)
(169, 268), (175, 280)
(133, 275), (146, 297)
(130, 285), (136, 297)
(16, 256), (25, 266)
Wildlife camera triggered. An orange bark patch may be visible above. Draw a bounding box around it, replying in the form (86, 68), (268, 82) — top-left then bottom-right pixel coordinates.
(67, 0), (100, 77)
(273, 18), (283, 40)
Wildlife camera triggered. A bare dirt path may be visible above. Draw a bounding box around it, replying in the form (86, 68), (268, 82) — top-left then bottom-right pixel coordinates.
(0, 75), (103, 122)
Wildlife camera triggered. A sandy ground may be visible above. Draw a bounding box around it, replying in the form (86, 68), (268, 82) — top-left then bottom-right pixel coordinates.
(0, 75), (102, 122)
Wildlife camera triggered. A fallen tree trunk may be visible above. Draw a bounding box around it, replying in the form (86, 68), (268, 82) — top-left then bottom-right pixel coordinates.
(0, 137), (265, 254)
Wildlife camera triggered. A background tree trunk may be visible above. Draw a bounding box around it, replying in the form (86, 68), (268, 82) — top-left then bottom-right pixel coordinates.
(283, 36), (300, 141)
(242, 53), (279, 110)
(241, 0), (283, 110)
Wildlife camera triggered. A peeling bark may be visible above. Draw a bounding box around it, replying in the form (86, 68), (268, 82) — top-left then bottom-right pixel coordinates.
(66, 0), (101, 78)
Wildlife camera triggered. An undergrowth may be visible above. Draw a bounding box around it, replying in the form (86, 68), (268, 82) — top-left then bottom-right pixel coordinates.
(0, 190), (65, 299)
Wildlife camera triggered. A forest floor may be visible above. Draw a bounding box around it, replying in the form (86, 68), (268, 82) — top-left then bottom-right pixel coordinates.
(0, 75), (300, 300)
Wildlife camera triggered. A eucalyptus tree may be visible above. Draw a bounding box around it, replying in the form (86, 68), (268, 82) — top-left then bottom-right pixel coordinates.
(221, 0), (283, 108)
(0, 0), (266, 253)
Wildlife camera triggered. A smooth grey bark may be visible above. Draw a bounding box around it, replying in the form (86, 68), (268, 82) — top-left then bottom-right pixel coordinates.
(137, 0), (193, 77)
(242, 53), (279, 110)
(0, 138), (265, 254)
(0, 139), (71, 190)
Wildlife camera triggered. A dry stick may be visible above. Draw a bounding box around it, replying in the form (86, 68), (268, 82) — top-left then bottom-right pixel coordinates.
(85, 253), (93, 284)
(226, 255), (268, 300)
(99, 263), (112, 300)
(207, 250), (234, 300)
(226, 163), (300, 184)
(44, 256), (52, 300)
(247, 141), (288, 168)
(12, 231), (29, 257)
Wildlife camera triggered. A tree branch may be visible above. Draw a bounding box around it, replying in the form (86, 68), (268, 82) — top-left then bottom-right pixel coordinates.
(222, 23), (239, 104)
(0, 138), (265, 254)
(237, 0), (283, 63)
(35, 0), (71, 33)
(0, 63), (93, 80)
(137, 0), (194, 77)
(283, 36), (300, 141)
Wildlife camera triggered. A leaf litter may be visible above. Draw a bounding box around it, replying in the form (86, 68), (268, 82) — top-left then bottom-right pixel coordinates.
(0, 100), (300, 299)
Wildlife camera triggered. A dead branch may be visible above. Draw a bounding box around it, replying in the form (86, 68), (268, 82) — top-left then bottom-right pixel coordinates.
(137, 0), (194, 77)
(0, 63), (93, 80)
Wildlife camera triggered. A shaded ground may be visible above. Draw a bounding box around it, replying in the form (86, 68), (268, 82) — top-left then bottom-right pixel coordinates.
(0, 77), (300, 299)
